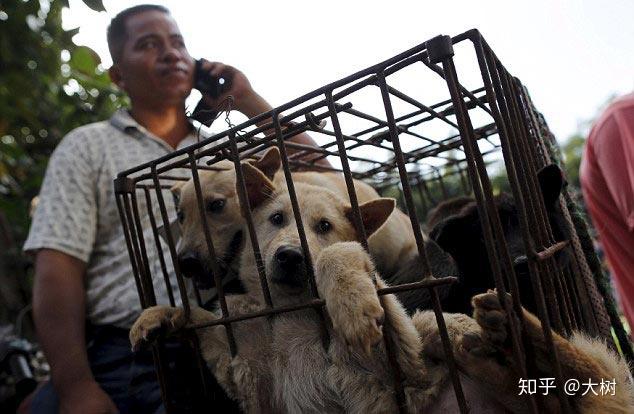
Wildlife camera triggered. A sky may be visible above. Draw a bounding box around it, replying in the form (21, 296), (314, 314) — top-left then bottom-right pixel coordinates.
(61, 0), (634, 145)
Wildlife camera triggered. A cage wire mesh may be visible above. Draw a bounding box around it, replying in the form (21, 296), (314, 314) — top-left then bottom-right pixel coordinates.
(114, 29), (632, 413)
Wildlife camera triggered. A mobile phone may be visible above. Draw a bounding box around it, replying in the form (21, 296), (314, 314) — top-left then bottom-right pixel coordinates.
(191, 59), (231, 126)
(194, 59), (230, 99)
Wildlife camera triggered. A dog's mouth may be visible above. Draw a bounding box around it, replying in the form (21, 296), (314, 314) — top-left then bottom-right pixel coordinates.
(179, 231), (244, 290)
(224, 230), (244, 268)
(193, 261), (228, 290)
(271, 267), (307, 290)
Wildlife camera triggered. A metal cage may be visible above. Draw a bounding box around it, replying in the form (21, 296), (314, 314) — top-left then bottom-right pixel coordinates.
(114, 29), (631, 413)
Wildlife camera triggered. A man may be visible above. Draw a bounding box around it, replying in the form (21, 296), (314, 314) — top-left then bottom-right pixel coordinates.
(24, 4), (326, 413)
(580, 93), (634, 337)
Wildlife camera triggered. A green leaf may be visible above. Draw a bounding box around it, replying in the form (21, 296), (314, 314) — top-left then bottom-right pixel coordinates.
(65, 26), (80, 38)
(69, 45), (100, 75)
(81, 0), (106, 12)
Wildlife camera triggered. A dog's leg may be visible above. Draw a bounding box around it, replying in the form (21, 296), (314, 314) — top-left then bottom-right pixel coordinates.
(314, 241), (385, 356)
(129, 299), (269, 413)
(411, 309), (484, 409)
(129, 306), (240, 396)
(412, 297), (554, 412)
(463, 291), (634, 413)
(316, 242), (440, 412)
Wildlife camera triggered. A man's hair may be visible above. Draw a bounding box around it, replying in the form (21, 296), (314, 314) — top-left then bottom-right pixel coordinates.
(107, 4), (170, 63)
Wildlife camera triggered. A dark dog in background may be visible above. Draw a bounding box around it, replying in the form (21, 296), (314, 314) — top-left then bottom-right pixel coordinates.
(426, 164), (570, 315)
(425, 195), (475, 231)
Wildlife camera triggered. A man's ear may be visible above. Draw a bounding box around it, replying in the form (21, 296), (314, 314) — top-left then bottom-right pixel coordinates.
(346, 198), (395, 238)
(252, 147), (281, 180)
(240, 163), (276, 212)
(537, 164), (566, 207)
(108, 65), (125, 90)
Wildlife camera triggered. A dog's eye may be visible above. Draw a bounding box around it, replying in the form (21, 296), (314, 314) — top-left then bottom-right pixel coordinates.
(316, 219), (332, 234)
(269, 212), (284, 226)
(177, 210), (185, 224)
(207, 199), (225, 214)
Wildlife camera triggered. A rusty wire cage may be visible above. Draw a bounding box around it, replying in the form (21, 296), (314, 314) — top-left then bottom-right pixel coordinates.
(115, 29), (632, 413)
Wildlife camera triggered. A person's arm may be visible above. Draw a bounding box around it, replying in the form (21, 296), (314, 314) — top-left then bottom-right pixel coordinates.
(199, 61), (332, 169)
(23, 130), (117, 413)
(590, 105), (634, 231)
(33, 249), (117, 413)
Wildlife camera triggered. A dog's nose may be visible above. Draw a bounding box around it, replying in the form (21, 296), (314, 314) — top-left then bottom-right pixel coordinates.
(275, 246), (304, 272)
(178, 251), (205, 280)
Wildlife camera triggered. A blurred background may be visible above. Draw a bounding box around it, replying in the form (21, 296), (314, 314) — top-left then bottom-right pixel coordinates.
(1, 0), (632, 341)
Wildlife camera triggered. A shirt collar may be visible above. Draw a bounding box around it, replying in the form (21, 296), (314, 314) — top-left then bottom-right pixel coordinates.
(109, 108), (141, 133)
(109, 109), (204, 151)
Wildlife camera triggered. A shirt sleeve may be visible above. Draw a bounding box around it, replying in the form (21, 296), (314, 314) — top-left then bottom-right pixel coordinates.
(23, 130), (98, 262)
(591, 105), (634, 231)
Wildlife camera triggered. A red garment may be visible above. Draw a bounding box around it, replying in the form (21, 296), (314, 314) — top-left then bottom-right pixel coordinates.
(580, 93), (634, 332)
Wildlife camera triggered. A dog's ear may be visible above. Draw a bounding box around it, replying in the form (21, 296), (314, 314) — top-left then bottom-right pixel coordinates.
(430, 213), (476, 260)
(171, 181), (185, 197)
(252, 147), (281, 180)
(537, 164), (567, 207)
(240, 163), (277, 212)
(346, 198), (395, 238)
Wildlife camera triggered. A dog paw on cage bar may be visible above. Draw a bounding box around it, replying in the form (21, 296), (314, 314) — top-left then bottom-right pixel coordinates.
(129, 305), (187, 352)
(315, 242), (386, 356)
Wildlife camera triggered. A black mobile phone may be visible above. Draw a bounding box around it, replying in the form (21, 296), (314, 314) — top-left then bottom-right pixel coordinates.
(194, 59), (230, 98)
(191, 59), (231, 126)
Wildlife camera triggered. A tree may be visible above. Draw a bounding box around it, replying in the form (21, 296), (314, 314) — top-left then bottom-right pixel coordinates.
(0, 0), (124, 329)
(561, 134), (585, 189)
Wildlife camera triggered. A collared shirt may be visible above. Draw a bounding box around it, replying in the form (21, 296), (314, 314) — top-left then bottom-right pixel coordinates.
(580, 93), (634, 334)
(24, 109), (205, 328)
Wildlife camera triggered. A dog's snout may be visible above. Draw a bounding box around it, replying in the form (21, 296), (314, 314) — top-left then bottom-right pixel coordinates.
(272, 246), (306, 288)
(178, 252), (205, 279)
(275, 246), (304, 271)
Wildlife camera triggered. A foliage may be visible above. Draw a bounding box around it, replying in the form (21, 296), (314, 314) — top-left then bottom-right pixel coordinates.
(0, 0), (125, 326)
(561, 134), (585, 188)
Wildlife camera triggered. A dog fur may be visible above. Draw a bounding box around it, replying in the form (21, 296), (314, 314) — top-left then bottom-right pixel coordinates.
(132, 163), (633, 413)
(171, 147), (455, 312)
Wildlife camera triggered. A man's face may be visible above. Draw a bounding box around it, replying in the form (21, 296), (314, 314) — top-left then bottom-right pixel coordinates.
(110, 10), (194, 107)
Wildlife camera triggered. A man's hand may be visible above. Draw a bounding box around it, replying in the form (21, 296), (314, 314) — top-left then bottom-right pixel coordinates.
(197, 60), (267, 118)
(59, 379), (118, 414)
(197, 60), (332, 168)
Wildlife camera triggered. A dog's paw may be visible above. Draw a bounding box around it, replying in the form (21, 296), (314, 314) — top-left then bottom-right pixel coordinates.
(129, 306), (186, 352)
(328, 296), (385, 357)
(459, 331), (499, 359)
(418, 312), (478, 361)
(315, 242), (384, 355)
(471, 290), (510, 348)
(338, 290), (385, 356)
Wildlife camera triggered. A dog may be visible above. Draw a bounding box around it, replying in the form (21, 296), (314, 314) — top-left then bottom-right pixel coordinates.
(428, 164), (572, 315)
(131, 163), (633, 413)
(171, 147), (456, 312)
(425, 195), (475, 231)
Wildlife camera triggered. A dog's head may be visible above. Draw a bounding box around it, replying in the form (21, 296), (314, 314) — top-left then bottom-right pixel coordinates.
(239, 163), (395, 303)
(430, 164), (569, 313)
(171, 148), (282, 289)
